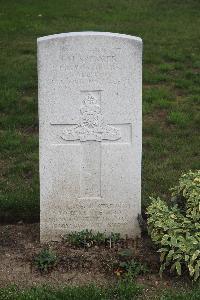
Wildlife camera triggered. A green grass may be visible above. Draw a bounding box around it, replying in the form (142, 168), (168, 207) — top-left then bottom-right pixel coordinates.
(160, 287), (200, 300)
(0, 281), (141, 300)
(0, 0), (200, 220)
(1, 283), (200, 300)
(167, 111), (191, 128)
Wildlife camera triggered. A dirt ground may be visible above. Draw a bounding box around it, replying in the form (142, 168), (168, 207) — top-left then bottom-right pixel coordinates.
(0, 223), (189, 292)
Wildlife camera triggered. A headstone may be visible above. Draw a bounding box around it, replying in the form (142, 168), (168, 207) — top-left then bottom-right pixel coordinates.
(38, 32), (142, 242)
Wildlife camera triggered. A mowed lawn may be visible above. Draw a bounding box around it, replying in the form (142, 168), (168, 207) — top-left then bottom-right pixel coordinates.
(0, 0), (200, 222)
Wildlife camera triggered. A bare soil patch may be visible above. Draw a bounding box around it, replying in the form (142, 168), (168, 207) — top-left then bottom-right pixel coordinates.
(0, 223), (188, 291)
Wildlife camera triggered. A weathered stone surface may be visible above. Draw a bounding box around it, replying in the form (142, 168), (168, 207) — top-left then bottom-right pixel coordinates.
(38, 32), (142, 242)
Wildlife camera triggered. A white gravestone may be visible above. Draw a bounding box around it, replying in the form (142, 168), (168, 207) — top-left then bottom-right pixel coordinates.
(38, 32), (142, 242)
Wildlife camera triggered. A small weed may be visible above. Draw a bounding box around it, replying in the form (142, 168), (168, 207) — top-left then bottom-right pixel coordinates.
(119, 259), (148, 278)
(93, 231), (106, 245)
(110, 232), (121, 243)
(34, 249), (57, 272)
(115, 259), (149, 278)
(64, 229), (102, 247)
(114, 249), (149, 278)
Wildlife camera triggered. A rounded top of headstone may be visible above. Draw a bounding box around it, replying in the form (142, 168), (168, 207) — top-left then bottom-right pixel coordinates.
(37, 31), (142, 44)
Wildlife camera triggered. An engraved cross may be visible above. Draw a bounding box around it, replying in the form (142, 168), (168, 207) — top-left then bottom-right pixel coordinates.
(51, 91), (130, 199)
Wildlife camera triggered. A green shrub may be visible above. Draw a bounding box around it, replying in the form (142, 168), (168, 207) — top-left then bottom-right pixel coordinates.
(147, 170), (200, 280)
(34, 249), (57, 272)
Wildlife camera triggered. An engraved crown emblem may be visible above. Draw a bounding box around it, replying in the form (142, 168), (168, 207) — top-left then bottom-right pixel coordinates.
(61, 93), (121, 142)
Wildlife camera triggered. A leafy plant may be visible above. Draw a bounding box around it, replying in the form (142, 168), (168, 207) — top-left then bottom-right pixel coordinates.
(34, 249), (57, 272)
(114, 249), (148, 278)
(93, 231), (107, 246)
(63, 230), (121, 248)
(118, 259), (148, 278)
(110, 232), (121, 243)
(64, 229), (94, 247)
(147, 170), (200, 280)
